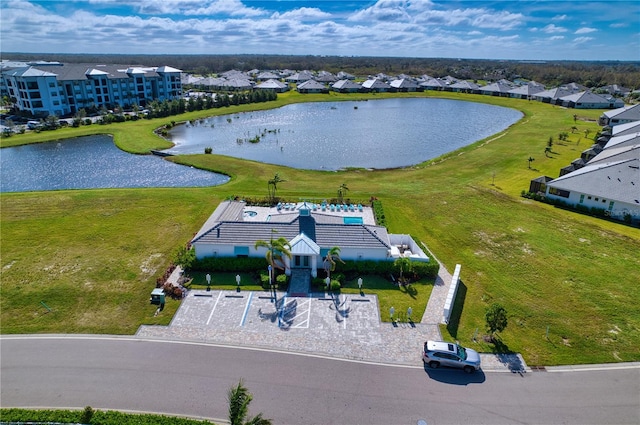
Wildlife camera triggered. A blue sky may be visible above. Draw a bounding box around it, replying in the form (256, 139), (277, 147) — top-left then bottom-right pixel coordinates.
(1, 0), (638, 61)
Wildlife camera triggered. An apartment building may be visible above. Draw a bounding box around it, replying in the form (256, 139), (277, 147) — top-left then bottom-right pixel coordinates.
(1, 61), (182, 117)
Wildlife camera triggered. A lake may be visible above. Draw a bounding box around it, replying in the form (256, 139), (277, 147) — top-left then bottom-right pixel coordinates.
(167, 98), (523, 170)
(1, 98), (522, 192)
(0, 135), (230, 193)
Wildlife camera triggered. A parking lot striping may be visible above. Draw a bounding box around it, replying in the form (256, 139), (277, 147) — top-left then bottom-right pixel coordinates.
(240, 292), (253, 327)
(206, 291), (223, 325)
(291, 298), (311, 329)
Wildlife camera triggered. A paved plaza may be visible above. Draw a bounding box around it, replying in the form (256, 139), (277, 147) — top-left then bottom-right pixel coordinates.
(136, 263), (529, 372)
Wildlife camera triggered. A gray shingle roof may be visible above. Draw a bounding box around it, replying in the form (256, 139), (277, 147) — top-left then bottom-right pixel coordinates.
(548, 158), (640, 204)
(192, 201), (391, 250)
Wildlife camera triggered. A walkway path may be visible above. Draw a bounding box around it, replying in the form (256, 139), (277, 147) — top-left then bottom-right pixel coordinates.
(144, 262), (527, 372)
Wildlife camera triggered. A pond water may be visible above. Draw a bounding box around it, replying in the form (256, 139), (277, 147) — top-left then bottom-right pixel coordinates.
(167, 98), (522, 170)
(0, 135), (229, 193)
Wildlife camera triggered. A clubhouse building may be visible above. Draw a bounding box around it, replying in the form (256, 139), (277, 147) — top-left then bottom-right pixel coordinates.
(191, 200), (430, 278)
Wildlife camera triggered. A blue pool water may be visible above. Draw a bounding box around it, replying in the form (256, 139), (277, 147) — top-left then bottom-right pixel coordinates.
(344, 217), (364, 225)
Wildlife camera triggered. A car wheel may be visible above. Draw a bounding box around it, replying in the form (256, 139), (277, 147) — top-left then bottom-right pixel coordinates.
(429, 361), (440, 369)
(463, 366), (475, 374)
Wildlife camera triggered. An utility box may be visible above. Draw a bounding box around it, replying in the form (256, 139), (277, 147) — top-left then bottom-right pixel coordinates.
(150, 288), (165, 305)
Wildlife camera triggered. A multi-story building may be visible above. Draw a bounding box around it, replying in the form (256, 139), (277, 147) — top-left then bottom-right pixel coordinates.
(1, 61), (182, 118)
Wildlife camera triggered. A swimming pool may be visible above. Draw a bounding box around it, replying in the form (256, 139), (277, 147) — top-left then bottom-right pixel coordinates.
(343, 217), (364, 225)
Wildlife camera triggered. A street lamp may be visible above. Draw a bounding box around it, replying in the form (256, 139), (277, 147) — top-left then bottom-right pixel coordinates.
(268, 265), (274, 302)
(206, 273), (211, 292)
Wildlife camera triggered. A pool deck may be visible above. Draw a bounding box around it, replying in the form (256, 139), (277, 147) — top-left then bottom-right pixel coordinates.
(242, 202), (376, 225)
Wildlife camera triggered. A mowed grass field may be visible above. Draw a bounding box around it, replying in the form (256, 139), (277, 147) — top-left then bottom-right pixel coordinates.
(1, 91), (639, 366)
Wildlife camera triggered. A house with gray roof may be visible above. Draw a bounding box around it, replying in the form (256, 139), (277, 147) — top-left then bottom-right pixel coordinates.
(362, 79), (391, 92)
(389, 78), (420, 92)
(545, 157), (640, 223)
(599, 104), (640, 127)
(560, 91), (618, 109)
(420, 78), (446, 91)
(285, 71), (314, 83)
(255, 79), (289, 93)
(331, 79), (362, 93)
(336, 71), (355, 80)
(508, 81), (545, 99)
(611, 121), (640, 137)
(479, 80), (514, 97)
(296, 80), (328, 94)
(191, 201), (430, 279)
(448, 80), (480, 94)
(532, 87), (577, 104)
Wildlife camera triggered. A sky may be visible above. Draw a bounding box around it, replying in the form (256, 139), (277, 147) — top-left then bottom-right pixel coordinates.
(1, 0), (639, 61)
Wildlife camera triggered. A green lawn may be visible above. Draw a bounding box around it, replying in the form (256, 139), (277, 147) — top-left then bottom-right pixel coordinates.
(1, 91), (639, 366)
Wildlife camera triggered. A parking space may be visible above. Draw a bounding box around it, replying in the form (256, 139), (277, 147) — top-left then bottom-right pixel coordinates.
(171, 290), (382, 332)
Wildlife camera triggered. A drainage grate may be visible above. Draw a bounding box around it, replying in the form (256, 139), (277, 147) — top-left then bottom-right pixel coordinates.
(531, 366), (547, 372)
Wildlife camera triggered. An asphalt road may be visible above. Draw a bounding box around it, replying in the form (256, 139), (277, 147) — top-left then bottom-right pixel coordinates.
(1, 336), (638, 425)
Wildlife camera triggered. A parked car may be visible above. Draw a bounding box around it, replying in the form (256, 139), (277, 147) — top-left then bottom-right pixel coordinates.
(422, 340), (481, 373)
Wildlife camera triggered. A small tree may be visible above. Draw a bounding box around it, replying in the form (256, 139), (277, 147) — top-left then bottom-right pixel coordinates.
(267, 173), (285, 203)
(337, 183), (349, 203)
(527, 156), (535, 169)
(80, 406), (94, 424)
(485, 303), (508, 341)
(544, 146), (552, 157)
(228, 379), (272, 425)
(323, 246), (344, 280)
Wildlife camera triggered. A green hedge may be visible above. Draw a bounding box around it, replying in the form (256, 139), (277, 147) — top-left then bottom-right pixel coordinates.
(334, 258), (438, 279)
(0, 408), (216, 425)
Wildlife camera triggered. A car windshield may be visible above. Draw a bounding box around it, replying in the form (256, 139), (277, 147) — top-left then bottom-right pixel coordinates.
(457, 345), (467, 360)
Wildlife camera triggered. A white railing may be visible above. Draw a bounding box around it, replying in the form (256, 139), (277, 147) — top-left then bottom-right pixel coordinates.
(443, 264), (461, 324)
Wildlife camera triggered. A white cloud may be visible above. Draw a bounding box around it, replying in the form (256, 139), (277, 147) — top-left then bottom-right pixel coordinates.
(573, 36), (594, 44)
(271, 7), (332, 21)
(541, 24), (568, 34)
(348, 0), (413, 22)
(552, 14), (567, 21)
(575, 27), (597, 34)
(610, 22), (627, 28)
(549, 36), (564, 41)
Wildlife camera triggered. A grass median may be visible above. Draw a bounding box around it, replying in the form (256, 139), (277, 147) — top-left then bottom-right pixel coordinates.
(1, 91), (639, 366)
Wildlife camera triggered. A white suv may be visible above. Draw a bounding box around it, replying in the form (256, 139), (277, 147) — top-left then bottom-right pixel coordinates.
(422, 340), (481, 373)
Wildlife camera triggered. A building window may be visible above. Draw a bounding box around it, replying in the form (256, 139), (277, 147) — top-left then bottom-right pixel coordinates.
(549, 187), (570, 198)
(579, 194), (585, 204)
(608, 201), (614, 210)
(602, 199), (606, 203)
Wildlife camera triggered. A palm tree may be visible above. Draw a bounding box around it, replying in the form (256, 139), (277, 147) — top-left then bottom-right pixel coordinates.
(254, 233), (292, 277)
(337, 183), (349, 203)
(267, 173), (285, 203)
(323, 246), (344, 280)
(527, 156), (535, 169)
(228, 379), (272, 425)
(394, 256), (412, 284)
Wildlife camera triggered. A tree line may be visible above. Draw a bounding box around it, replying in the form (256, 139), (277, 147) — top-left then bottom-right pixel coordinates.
(7, 52), (640, 89)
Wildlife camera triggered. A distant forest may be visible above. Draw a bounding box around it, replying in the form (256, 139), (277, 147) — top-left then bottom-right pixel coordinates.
(6, 53), (640, 89)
